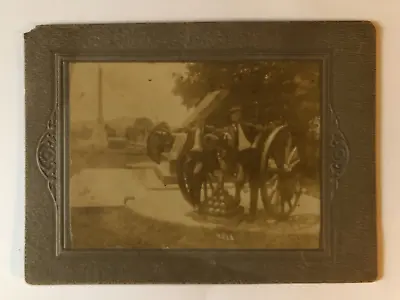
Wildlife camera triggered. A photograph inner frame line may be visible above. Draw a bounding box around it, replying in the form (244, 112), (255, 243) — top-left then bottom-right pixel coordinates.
(48, 52), (333, 260)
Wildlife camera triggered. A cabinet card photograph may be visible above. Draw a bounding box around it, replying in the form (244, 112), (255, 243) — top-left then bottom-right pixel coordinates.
(69, 61), (321, 249)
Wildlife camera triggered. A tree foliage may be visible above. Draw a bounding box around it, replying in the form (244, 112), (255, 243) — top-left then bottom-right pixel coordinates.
(172, 61), (321, 176)
(105, 124), (117, 137)
(133, 117), (154, 132)
(172, 61), (320, 131)
(125, 117), (155, 141)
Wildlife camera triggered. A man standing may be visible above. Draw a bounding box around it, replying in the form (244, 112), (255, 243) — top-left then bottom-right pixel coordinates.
(185, 120), (218, 207)
(228, 106), (264, 220)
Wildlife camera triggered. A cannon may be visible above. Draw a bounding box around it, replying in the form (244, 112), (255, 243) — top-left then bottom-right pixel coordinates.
(146, 90), (303, 221)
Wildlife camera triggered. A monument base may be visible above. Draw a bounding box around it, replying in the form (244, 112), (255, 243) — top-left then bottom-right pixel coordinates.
(153, 160), (178, 185)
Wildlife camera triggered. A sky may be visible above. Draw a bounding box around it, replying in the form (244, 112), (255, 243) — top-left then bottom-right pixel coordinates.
(69, 62), (190, 127)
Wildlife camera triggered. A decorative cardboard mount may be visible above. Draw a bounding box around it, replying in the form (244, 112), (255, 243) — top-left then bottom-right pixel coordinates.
(26, 21), (376, 284)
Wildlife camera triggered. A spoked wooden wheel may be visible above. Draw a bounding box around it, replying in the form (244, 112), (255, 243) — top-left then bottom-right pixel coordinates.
(176, 148), (212, 208)
(260, 125), (302, 220)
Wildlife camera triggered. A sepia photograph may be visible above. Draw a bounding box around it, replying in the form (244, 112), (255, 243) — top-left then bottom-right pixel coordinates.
(69, 61), (321, 249)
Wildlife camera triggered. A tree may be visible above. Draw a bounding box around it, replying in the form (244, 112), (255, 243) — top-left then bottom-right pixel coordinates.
(105, 124), (117, 137)
(133, 117), (154, 132)
(126, 117), (155, 142)
(172, 61), (321, 177)
(173, 61), (319, 126)
(125, 125), (138, 141)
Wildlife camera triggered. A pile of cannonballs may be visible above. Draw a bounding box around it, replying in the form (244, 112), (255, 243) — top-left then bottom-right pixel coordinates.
(199, 188), (241, 217)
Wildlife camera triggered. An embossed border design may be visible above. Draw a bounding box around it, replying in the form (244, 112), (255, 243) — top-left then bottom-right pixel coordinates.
(329, 105), (350, 199)
(36, 110), (57, 205)
(25, 22), (377, 284)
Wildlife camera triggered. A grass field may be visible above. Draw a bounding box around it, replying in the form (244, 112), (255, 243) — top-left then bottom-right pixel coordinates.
(71, 206), (319, 249)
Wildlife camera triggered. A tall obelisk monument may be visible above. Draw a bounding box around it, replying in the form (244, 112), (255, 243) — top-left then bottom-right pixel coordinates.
(90, 65), (108, 150)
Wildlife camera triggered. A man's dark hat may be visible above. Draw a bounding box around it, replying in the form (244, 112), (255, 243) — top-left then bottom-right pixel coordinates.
(229, 105), (242, 113)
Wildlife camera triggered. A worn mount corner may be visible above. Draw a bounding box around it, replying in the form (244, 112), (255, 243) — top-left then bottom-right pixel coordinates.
(36, 110), (57, 205)
(329, 106), (350, 199)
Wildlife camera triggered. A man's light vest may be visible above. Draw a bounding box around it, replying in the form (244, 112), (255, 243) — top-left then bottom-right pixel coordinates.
(233, 123), (259, 151)
(192, 127), (203, 151)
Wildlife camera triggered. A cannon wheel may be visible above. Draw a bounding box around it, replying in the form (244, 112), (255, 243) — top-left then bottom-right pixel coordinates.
(146, 124), (202, 207)
(175, 130), (204, 207)
(175, 131), (240, 216)
(260, 125), (302, 220)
